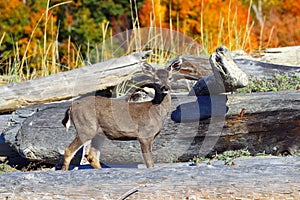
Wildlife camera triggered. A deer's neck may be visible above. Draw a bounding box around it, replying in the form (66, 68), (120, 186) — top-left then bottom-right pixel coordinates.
(148, 84), (169, 105)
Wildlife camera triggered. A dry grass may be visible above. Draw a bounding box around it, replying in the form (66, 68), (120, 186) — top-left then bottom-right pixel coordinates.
(0, 0), (264, 84)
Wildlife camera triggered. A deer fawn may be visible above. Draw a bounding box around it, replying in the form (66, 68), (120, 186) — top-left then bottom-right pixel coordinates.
(61, 58), (183, 170)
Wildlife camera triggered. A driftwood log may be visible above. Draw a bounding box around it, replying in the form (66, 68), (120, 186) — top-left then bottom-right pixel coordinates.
(0, 51), (153, 114)
(0, 157), (299, 199)
(188, 46), (248, 96)
(1, 46), (300, 166)
(2, 90), (299, 165)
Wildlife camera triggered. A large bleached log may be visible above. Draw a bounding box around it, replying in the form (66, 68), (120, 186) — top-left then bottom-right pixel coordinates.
(0, 157), (299, 199)
(0, 51), (152, 114)
(2, 90), (299, 165)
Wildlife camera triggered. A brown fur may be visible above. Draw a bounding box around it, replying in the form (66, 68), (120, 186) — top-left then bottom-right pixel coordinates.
(61, 59), (182, 170)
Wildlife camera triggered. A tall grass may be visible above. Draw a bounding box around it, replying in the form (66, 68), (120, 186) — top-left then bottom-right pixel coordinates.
(204, 0), (255, 53)
(0, 0), (76, 84)
(0, 0), (263, 85)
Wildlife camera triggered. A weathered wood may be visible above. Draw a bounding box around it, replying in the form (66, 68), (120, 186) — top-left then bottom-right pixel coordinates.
(169, 55), (212, 80)
(2, 90), (299, 165)
(188, 46), (249, 96)
(255, 46), (300, 66)
(234, 58), (300, 78)
(172, 45), (300, 80)
(159, 90), (300, 161)
(0, 115), (35, 167)
(179, 55), (300, 79)
(0, 157), (299, 199)
(0, 51), (152, 114)
(0, 114), (9, 133)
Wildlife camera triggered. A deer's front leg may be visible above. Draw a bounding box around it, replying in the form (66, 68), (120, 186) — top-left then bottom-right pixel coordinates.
(139, 138), (155, 168)
(86, 147), (101, 169)
(86, 135), (104, 169)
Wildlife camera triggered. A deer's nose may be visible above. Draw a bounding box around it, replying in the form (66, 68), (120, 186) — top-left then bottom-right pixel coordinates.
(161, 85), (170, 92)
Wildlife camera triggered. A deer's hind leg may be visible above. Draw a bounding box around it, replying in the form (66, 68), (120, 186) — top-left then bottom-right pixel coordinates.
(86, 134), (104, 169)
(62, 134), (85, 170)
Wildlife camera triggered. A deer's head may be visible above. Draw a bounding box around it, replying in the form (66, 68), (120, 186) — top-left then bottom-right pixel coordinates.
(128, 57), (183, 104)
(141, 57), (183, 94)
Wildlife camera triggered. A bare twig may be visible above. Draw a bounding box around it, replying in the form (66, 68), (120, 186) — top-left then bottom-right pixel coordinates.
(118, 185), (143, 200)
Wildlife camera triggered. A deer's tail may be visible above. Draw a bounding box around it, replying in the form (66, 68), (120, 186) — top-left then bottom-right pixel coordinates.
(62, 108), (71, 132)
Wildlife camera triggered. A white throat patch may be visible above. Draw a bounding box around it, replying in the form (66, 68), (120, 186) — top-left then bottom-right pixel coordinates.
(143, 87), (155, 95)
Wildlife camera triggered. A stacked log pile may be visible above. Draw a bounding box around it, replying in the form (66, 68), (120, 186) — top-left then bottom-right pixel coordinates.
(0, 47), (299, 167)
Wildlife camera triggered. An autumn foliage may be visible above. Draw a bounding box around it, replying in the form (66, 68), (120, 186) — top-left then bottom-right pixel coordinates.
(139, 0), (300, 53)
(0, 0), (300, 81)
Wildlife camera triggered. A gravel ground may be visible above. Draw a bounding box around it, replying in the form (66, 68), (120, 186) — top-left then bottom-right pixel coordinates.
(0, 156), (299, 199)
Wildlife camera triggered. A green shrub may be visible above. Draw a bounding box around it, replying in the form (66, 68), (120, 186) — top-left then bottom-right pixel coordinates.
(213, 148), (251, 165)
(237, 73), (300, 93)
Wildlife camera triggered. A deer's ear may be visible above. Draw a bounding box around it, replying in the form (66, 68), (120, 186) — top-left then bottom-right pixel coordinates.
(167, 57), (183, 71)
(141, 62), (155, 76)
